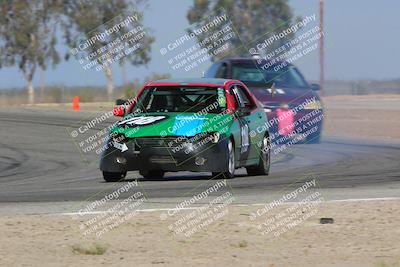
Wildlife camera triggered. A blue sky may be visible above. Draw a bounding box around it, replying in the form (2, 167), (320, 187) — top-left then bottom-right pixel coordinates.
(0, 0), (398, 89)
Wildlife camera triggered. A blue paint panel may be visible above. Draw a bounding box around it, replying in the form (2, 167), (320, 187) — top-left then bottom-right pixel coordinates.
(172, 115), (206, 136)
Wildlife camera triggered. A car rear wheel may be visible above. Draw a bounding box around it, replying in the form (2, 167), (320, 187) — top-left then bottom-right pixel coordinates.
(140, 170), (165, 180)
(212, 139), (235, 179)
(246, 136), (270, 176)
(102, 171), (127, 182)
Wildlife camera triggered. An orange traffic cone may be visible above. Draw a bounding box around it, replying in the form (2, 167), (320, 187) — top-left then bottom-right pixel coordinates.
(73, 96), (80, 111)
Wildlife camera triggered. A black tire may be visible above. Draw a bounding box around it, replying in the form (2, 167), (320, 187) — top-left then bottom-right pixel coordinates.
(140, 170), (165, 180)
(212, 139), (235, 179)
(246, 136), (270, 176)
(212, 172), (224, 179)
(102, 171), (126, 182)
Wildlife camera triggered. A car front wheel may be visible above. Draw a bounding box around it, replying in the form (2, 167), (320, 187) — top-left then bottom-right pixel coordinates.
(246, 136), (270, 176)
(212, 139), (235, 179)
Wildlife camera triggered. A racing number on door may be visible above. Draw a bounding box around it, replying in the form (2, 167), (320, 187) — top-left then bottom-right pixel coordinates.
(231, 84), (251, 159)
(240, 124), (249, 154)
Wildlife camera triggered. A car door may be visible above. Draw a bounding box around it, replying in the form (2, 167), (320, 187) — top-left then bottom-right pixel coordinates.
(230, 84), (256, 165)
(230, 84), (262, 164)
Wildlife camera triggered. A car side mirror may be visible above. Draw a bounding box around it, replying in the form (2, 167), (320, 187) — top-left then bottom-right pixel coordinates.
(311, 83), (320, 91)
(236, 107), (251, 117)
(113, 106), (125, 117)
(115, 99), (127, 105)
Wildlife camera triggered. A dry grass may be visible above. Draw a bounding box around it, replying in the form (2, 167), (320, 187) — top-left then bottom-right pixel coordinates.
(71, 243), (107, 255)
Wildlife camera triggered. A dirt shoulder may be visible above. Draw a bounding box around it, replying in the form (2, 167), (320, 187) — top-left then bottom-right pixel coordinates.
(322, 94), (400, 141)
(1, 200), (399, 267)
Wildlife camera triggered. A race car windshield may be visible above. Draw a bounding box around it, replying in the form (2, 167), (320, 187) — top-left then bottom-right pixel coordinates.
(131, 86), (226, 114)
(232, 64), (308, 88)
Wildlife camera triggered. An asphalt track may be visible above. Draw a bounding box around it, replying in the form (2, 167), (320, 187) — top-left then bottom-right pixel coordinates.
(0, 107), (399, 209)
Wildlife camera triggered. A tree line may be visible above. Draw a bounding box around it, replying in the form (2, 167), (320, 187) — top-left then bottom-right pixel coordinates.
(0, 0), (296, 104)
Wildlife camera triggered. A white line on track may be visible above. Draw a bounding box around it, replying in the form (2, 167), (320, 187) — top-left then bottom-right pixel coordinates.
(60, 197), (400, 216)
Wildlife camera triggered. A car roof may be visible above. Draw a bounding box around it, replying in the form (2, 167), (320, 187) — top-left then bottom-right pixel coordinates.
(221, 57), (290, 66)
(146, 78), (234, 87)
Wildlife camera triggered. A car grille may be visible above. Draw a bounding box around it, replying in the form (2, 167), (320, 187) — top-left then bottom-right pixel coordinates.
(149, 155), (177, 164)
(134, 137), (190, 148)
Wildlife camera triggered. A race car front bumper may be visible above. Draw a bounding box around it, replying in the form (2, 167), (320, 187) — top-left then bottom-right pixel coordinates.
(100, 136), (230, 173)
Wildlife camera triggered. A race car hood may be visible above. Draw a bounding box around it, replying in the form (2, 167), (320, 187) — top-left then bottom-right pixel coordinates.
(248, 86), (320, 108)
(110, 112), (233, 138)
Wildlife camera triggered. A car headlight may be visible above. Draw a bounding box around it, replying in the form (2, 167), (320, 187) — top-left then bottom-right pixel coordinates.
(280, 103), (290, 109)
(263, 103), (284, 112)
(208, 132), (220, 143)
(303, 101), (322, 110)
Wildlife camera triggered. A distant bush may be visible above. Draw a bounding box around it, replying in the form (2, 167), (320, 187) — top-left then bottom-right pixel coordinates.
(47, 86), (63, 103)
(79, 88), (96, 102)
(123, 73), (171, 99)
(123, 80), (140, 99)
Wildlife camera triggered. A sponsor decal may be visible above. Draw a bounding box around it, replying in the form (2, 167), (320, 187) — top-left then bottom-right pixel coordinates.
(217, 87), (226, 107)
(240, 124), (250, 153)
(118, 116), (166, 127)
(172, 115), (206, 136)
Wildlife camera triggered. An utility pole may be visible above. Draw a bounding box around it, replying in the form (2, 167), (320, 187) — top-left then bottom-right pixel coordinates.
(319, 0), (325, 96)
(121, 63), (126, 87)
(40, 67), (45, 103)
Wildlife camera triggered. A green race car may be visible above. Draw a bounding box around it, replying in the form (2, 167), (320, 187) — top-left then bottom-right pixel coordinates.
(100, 78), (271, 182)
